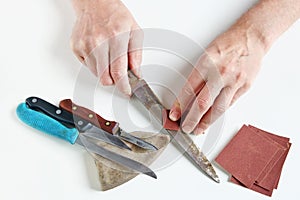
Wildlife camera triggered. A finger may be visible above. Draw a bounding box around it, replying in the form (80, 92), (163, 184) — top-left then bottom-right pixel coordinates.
(128, 49), (142, 77)
(109, 35), (131, 96)
(128, 28), (144, 78)
(71, 36), (98, 75)
(70, 39), (88, 65)
(110, 54), (131, 96)
(70, 13), (93, 66)
(169, 66), (207, 121)
(181, 78), (223, 134)
(194, 86), (236, 135)
(93, 41), (113, 85)
(99, 67), (113, 85)
(230, 83), (250, 106)
(84, 54), (98, 76)
(71, 47), (85, 64)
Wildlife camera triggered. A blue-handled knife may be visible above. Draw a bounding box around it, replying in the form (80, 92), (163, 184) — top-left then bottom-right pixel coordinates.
(16, 102), (157, 179)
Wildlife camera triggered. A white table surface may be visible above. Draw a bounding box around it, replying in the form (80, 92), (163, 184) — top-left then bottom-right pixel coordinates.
(1, 0), (299, 199)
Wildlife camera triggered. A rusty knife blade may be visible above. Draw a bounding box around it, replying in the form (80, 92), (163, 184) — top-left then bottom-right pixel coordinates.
(128, 71), (220, 183)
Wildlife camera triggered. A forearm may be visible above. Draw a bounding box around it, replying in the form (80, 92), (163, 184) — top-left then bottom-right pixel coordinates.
(231, 0), (300, 52)
(72, 0), (118, 16)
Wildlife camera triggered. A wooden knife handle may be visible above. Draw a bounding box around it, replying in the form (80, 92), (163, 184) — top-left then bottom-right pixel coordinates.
(59, 99), (119, 134)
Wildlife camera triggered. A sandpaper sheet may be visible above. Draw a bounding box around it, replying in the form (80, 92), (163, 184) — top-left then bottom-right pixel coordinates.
(248, 125), (290, 190)
(230, 176), (273, 197)
(253, 134), (286, 189)
(230, 145), (291, 195)
(215, 125), (291, 196)
(215, 125), (281, 188)
(248, 125), (290, 143)
(162, 109), (180, 131)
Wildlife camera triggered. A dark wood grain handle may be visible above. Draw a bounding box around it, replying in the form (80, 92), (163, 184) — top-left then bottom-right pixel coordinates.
(59, 99), (119, 134)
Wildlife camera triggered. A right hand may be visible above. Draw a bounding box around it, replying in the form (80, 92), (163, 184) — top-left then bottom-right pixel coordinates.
(169, 26), (266, 135)
(71, 0), (143, 96)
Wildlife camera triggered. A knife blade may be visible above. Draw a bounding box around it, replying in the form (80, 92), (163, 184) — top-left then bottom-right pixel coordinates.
(25, 96), (131, 151)
(128, 71), (220, 183)
(59, 99), (158, 151)
(16, 102), (157, 179)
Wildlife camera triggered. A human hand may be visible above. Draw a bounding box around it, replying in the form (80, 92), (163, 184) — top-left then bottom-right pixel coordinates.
(169, 26), (266, 135)
(71, 0), (143, 96)
(168, 0), (300, 135)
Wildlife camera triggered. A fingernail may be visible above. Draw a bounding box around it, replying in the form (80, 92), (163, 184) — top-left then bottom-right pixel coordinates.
(182, 125), (193, 134)
(169, 110), (179, 121)
(123, 87), (132, 97)
(194, 127), (204, 135)
(131, 61), (142, 78)
(136, 68), (142, 78)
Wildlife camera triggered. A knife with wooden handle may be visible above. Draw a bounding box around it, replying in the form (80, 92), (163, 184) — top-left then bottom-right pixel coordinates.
(128, 71), (220, 183)
(59, 99), (158, 151)
(59, 99), (119, 134)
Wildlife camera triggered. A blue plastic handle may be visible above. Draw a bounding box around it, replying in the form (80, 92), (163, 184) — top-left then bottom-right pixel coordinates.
(16, 103), (79, 144)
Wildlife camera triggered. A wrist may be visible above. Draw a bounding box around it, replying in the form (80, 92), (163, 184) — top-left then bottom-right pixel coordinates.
(230, 19), (271, 55)
(230, 0), (300, 54)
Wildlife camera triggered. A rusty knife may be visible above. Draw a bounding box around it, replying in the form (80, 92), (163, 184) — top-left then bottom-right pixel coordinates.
(128, 71), (220, 183)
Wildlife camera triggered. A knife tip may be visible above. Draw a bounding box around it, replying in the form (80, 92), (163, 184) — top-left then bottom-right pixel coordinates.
(117, 140), (132, 151)
(145, 145), (158, 151)
(214, 176), (220, 183)
(210, 172), (220, 183)
(205, 167), (220, 183)
(145, 171), (157, 179)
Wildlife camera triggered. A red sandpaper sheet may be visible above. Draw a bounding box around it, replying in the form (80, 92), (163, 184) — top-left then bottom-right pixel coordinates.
(252, 133), (287, 190)
(216, 125), (291, 196)
(254, 149), (284, 190)
(230, 176), (273, 197)
(215, 125), (281, 188)
(162, 109), (180, 131)
(230, 146), (291, 196)
(248, 125), (290, 143)
(248, 125), (290, 190)
(259, 143), (291, 190)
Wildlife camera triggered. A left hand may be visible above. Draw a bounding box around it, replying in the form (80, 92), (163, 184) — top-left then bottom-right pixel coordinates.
(70, 0), (143, 96)
(169, 26), (266, 135)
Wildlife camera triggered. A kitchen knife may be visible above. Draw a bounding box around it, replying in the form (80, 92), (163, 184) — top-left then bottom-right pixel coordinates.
(16, 102), (157, 179)
(25, 96), (131, 151)
(128, 71), (220, 183)
(59, 99), (158, 151)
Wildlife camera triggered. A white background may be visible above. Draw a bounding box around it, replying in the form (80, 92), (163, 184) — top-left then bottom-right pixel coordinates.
(1, 0), (300, 199)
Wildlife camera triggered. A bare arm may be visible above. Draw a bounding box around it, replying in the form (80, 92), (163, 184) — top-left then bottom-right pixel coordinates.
(237, 0), (300, 50)
(170, 0), (300, 134)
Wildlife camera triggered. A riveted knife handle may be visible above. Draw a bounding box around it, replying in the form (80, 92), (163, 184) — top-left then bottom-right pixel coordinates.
(25, 96), (91, 132)
(26, 97), (76, 127)
(59, 99), (119, 134)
